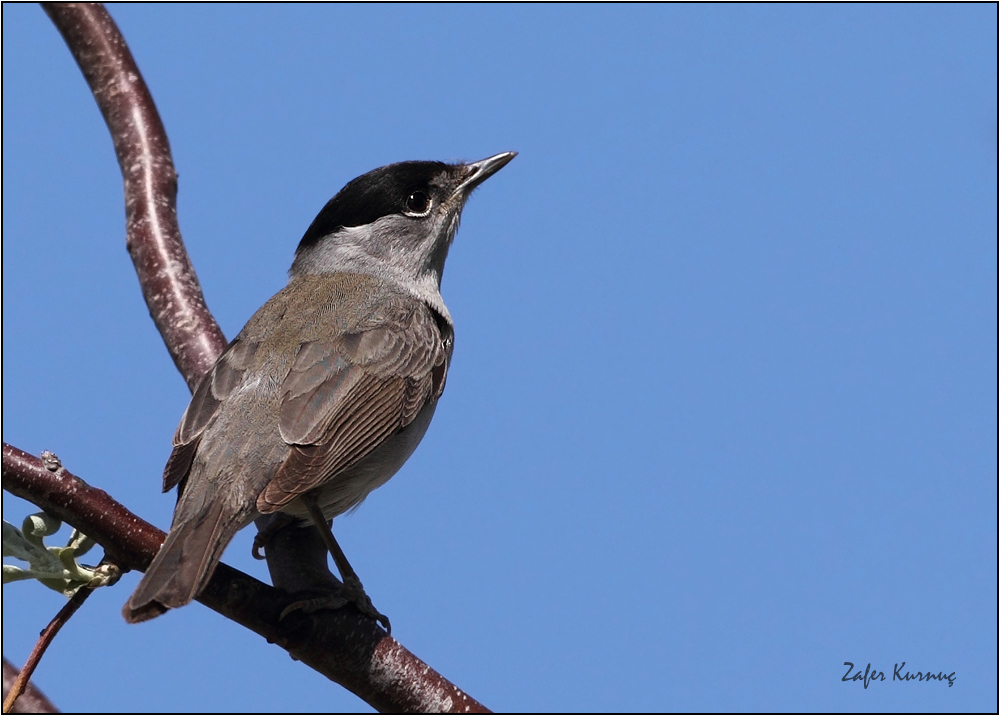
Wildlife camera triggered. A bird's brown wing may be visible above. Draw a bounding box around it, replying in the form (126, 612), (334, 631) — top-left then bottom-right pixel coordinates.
(257, 303), (450, 513)
(161, 338), (260, 493)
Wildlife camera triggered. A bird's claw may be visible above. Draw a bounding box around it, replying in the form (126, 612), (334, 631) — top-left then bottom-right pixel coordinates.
(280, 579), (391, 634)
(251, 513), (297, 560)
(251, 539), (266, 560)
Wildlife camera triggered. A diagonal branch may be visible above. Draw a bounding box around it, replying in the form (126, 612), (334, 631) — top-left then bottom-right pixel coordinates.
(42, 2), (227, 389)
(2, 443), (489, 713)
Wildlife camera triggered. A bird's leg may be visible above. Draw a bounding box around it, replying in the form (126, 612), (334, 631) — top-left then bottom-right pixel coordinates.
(280, 492), (391, 633)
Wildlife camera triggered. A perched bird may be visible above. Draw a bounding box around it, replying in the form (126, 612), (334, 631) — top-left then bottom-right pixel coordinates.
(123, 152), (516, 628)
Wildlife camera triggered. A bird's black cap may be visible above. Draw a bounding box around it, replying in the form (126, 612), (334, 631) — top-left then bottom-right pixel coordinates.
(298, 161), (449, 251)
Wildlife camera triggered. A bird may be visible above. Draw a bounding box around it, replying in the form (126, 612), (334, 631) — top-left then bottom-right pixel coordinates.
(123, 152), (516, 629)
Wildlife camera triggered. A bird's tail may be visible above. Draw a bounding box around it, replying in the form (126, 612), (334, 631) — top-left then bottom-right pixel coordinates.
(122, 492), (245, 624)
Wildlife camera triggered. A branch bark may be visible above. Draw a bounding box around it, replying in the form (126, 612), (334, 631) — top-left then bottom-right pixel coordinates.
(42, 2), (227, 389)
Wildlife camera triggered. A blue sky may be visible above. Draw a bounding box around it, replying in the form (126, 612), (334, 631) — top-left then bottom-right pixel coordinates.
(3, 4), (996, 712)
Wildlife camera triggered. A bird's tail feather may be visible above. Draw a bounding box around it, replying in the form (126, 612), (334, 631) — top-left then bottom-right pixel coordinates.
(122, 495), (242, 624)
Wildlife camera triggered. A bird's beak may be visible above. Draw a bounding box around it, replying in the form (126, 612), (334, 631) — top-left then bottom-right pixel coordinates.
(455, 151), (517, 195)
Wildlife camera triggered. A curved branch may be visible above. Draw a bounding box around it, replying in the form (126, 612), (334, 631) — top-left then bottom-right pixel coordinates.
(2, 443), (489, 714)
(42, 2), (227, 388)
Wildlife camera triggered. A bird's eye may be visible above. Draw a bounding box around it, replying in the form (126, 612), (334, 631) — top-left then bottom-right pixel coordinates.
(404, 191), (431, 216)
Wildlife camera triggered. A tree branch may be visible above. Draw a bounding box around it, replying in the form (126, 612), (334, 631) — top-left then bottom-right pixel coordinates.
(3, 446), (487, 713)
(41, 2), (227, 389)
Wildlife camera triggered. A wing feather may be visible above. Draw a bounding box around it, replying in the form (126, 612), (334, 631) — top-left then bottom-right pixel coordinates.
(162, 339), (259, 493)
(258, 304), (449, 512)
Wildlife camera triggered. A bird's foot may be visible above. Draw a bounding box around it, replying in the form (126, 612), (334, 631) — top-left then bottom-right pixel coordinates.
(280, 574), (391, 634)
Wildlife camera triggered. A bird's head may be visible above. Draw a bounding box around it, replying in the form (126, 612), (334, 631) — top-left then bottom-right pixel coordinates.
(291, 153), (516, 301)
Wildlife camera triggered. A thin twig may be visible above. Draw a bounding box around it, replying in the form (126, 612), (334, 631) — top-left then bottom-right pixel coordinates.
(2, 589), (92, 714)
(41, 3), (227, 388)
(2, 659), (59, 714)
